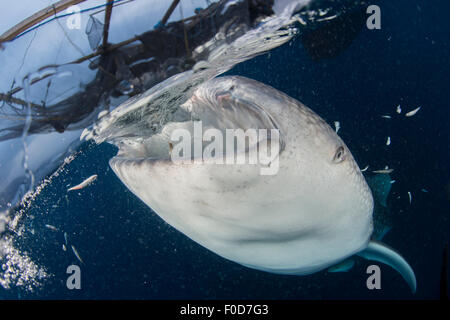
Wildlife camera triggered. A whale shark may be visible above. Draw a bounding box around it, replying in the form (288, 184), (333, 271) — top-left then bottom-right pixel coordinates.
(109, 76), (416, 293)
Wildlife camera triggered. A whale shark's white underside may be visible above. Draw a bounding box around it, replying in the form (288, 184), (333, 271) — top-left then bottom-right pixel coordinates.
(110, 76), (416, 292)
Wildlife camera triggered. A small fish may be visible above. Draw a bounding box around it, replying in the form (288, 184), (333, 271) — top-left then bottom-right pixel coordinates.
(71, 245), (84, 264)
(64, 232), (68, 245)
(408, 191), (412, 204)
(372, 169), (394, 174)
(386, 137), (391, 146)
(317, 14), (337, 21)
(45, 224), (58, 231)
(405, 106), (421, 117)
(68, 174), (98, 191)
(62, 244), (67, 251)
(396, 105), (402, 114)
(421, 189), (429, 193)
(381, 115), (391, 119)
(318, 9), (328, 16)
(334, 121), (340, 133)
(296, 16), (306, 25)
(390, 180), (396, 184)
(361, 165), (369, 172)
(97, 110), (109, 119)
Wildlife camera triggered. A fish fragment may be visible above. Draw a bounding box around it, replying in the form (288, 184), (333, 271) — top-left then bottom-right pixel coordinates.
(334, 121), (340, 133)
(71, 245), (84, 264)
(372, 169), (394, 174)
(45, 224), (58, 231)
(405, 107), (421, 117)
(68, 175), (98, 191)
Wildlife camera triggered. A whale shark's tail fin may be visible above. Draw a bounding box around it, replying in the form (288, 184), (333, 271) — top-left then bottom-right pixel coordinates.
(357, 240), (417, 293)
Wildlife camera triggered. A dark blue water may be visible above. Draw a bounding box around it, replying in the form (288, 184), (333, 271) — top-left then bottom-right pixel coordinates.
(2, 0), (449, 299)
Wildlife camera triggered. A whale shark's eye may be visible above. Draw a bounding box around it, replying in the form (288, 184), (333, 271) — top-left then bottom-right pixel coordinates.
(333, 146), (346, 163)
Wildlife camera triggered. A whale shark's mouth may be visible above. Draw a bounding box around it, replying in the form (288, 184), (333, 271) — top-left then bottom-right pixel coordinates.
(114, 79), (286, 162)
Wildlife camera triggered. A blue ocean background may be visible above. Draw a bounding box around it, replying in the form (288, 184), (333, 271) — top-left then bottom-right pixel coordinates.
(1, 0), (449, 299)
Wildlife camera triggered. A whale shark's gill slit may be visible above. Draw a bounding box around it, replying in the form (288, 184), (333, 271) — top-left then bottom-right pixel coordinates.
(225, 94), (286, 153)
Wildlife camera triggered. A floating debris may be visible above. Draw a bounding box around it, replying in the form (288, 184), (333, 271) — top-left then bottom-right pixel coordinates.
(372, 168), (394, 174)
(45, 224), (58, 231)
(381, 115), (391, 119)
(71, 245), (84, 264)
(68, 174), (98, 191)
(116, 80), (134, 95)
(334, 121), (340, 133)
(396, 105), (402, 114)
(405, 106), (421, 117)
(421, 188), (429, 193)
(390, 180), (396, 184)
(361, 165), (369, 172)
(386, 137), (391, 146)
(408, 191), (412, 204)
(64, 232), (68, 246)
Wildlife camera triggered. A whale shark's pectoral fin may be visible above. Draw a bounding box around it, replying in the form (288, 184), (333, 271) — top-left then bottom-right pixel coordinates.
(327, 257), (355, 273)
(357, 240), (417, 293)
